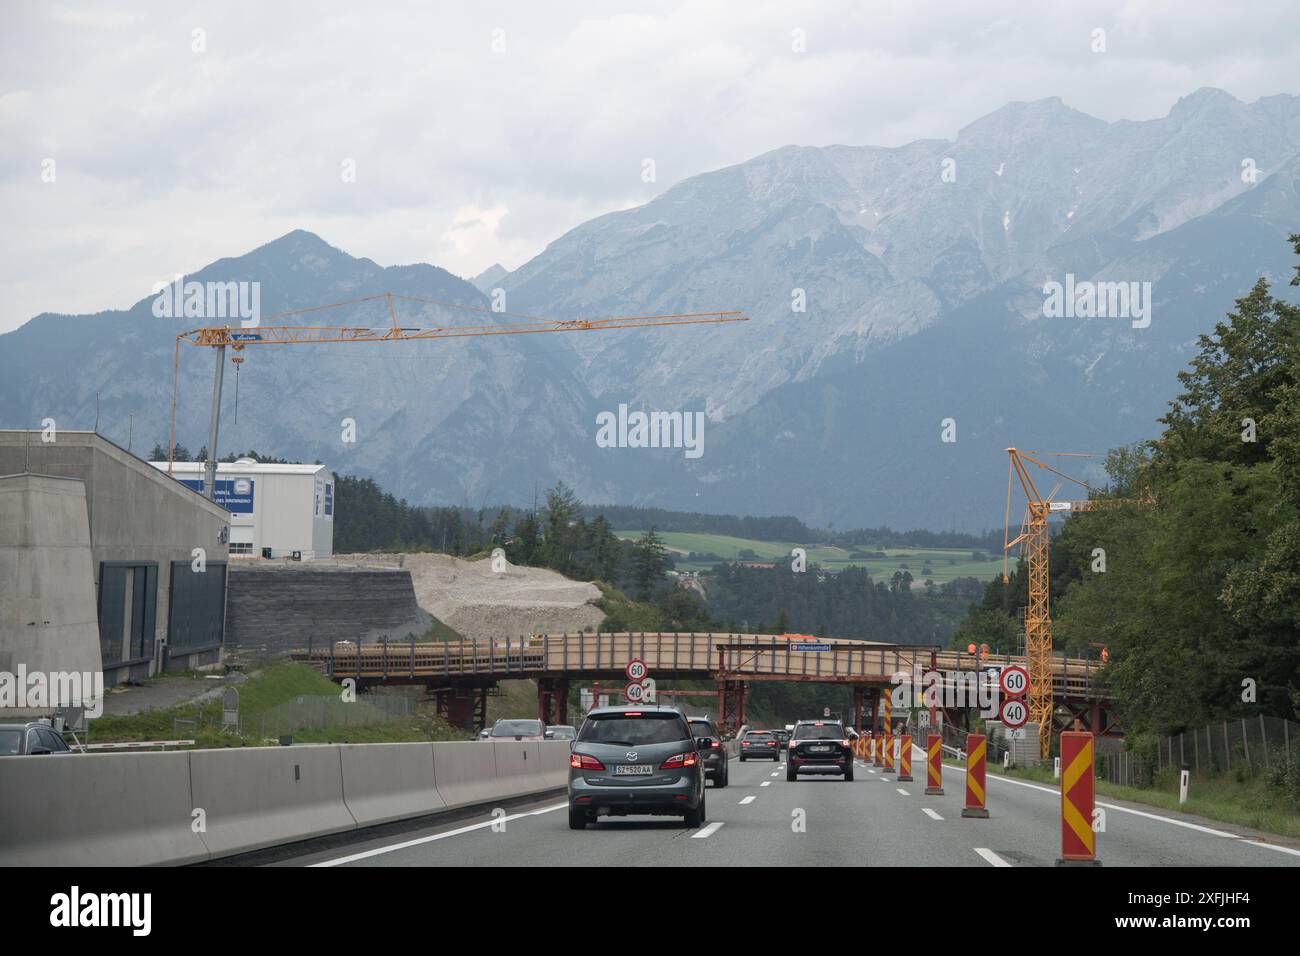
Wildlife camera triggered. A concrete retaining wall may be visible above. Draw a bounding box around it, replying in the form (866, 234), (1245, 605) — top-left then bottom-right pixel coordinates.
(0, 741), (571, 866)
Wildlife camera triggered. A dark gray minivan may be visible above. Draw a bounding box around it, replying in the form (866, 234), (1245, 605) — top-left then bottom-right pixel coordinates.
(568, 706), (708, 829)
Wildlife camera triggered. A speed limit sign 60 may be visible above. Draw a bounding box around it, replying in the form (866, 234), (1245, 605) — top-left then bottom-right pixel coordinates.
(1000, 665), (1029, 697)
(999, 697), (1028, 728)
(626, 659), (648, 681)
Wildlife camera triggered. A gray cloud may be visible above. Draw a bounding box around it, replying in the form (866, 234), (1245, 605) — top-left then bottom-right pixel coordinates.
(2, 0), (1298, 332)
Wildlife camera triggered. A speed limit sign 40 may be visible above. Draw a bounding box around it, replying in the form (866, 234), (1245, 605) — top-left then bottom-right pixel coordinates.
(625, 680), (647, 703)
(1000, 665), (1029, 698)
(1000, 697), (1028, 729)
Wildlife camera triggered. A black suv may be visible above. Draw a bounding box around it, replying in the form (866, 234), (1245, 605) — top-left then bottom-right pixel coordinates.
(688, 716), (729, 788)
(786, 719), (853, 781)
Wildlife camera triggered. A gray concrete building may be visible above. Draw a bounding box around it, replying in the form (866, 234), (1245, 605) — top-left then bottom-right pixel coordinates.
(0, 430), (231, 689)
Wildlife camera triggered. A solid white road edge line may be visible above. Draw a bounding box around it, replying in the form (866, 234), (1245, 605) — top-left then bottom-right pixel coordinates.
(311, 802), (567, 867)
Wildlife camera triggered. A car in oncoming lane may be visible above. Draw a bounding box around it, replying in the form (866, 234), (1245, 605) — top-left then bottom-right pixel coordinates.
(739, 729), (781, 761)
(688, 715), (728, 787)
(488, 718), (546, 741)
(0, 722), (73, 756)
(567, 706), (707, 829)
(786, 719), (853, 781)
(545, 725), (578, 741)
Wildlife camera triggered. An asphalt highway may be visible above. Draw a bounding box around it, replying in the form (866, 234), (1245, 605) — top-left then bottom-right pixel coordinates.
(276, 747), (1300, 867)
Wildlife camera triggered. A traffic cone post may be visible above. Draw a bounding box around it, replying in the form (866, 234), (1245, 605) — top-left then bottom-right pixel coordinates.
(1056, 731), (1101, 866)
(897, 734), (913, 782)
(961, 733), (989, 818)
(925, 734), (944, 795)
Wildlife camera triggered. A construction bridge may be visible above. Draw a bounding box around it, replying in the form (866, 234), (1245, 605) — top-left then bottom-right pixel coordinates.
(292, 632), (1117, 739)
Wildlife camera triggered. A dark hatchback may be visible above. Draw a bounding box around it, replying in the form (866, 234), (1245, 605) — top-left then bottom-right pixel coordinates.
(688, 716), (729, 788)
(739, 729), (781, 761)
(0, 723), (73, 756)
(568, 706), (708, 829)
(786, 719), (854, 781)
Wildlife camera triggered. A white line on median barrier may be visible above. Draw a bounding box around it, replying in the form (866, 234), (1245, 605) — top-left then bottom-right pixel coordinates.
(692, 822), (725, 839)
(740, 796), (756, 805)
(974, 847), (1011, 867)
(311, 802), (567, 867)
(923, 808), (943, 821)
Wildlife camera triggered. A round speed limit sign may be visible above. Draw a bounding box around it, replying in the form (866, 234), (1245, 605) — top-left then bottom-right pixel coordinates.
(999, 665), (1029, 698)
(626, 658), (648, 681)
(625, 680), (647, 703)
(999, 697), (1028, 729)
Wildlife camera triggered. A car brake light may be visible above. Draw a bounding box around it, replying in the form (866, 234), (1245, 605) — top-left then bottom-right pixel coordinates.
(660, 752), (698, 769)
(570, 753), (605, 770)
(742, 740), (751, 746)
(711, 740), (720, 748)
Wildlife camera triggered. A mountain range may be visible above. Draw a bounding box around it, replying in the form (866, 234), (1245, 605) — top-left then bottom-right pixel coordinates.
(3, 87), (1299, 531)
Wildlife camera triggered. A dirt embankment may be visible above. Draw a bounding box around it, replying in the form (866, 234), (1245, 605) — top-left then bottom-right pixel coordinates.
(329, 552), (606, 640)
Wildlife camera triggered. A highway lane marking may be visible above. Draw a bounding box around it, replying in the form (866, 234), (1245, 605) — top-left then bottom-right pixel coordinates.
(739, 796), (756, 805)
(692, 822), (725, 839)
(760, 781), (772, 787)
(922, 808), (943, 821)
(974, 847), (1012, 867)
(947, 760), (1300, 855)
(896, 788), (910, 796)
(770, 771), (780, 777)
(310, 802), (567, 867)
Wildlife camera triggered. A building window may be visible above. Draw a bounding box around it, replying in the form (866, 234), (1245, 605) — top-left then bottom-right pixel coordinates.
(229, 542), (254, 555)
(98, 563), (158, 666)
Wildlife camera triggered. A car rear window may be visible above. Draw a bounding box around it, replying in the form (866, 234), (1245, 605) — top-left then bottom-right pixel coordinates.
(744, 732), (774, 741)
(579, 713), (688, 745)
(793, 723), (844, 740)
(0, 730), (20, 755)
(689, 722), (715, 738)
(492, 720), (542, 736)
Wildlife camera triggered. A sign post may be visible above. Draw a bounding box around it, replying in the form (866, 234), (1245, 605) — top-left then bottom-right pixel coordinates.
(1057, 731), (1101, 866)
(925, 734), (944, 795)
(961, 733), (989, 818)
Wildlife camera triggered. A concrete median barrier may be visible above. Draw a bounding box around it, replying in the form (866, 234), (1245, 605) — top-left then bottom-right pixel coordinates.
(431, 741), (503, 809)
(492, 741), (544, 799)
(538, 740), (572, 788)
(0, 751), (209, 867)
(340, 742), (445, 827)
(190, 746), (357, 857)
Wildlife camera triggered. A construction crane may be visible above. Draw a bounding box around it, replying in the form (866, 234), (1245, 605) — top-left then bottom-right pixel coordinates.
(168, 291), (749, 496)
(1003, 448), (1145, 759)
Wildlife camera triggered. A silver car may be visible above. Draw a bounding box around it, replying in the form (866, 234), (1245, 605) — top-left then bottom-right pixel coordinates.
(567, 706), (708, 830)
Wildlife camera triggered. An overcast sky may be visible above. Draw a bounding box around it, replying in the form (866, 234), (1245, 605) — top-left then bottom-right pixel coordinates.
(1, 0), (1298, 334)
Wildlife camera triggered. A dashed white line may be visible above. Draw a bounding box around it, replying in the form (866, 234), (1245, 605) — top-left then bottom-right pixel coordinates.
(770, 771), (780, 777)
(974, 847), (1012, 867)
(896, 788), (910, 796)
(760, 781), (772, 787)
(923, 808), (943, 821)
(311, 802), (567, 867)
(739, 796), (756, 805)
(692, 821), (725, 839)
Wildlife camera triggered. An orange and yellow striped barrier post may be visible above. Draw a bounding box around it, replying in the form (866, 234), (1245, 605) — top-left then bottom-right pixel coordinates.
(883, 731), (895, 773)
(961, 733), (988, 818)
(897, 734), (913, 782)
(925, 734), (944, 795)
(1057, 731), (1101, 866)
(872, 729), (882, 767)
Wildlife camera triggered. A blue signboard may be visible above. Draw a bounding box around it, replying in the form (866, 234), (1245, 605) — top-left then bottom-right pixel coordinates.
(324, 482), (333, 517)
(790, 642), (830, 652)
(180, 478), (255, 514)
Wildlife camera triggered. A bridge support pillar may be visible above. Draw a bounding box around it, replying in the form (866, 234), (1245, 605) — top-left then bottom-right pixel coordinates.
(717, 680), (747, 737)
(852, 685), (868, 734)
(434, 686), (489, 731)
(538, 678), (570, 726)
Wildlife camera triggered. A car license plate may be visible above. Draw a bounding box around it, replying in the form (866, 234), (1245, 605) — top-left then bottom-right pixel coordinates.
(613, 764), (653, 776)
(810, 745), (831, 753)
